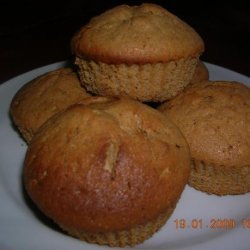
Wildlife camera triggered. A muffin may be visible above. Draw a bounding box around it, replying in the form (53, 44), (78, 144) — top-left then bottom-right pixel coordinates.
(10, 67), (91, 143)
(71, 3), (204, 102)
(158, 81), (250, 195)
(189, 60), (209, 85)
(24, 98), (190, 247)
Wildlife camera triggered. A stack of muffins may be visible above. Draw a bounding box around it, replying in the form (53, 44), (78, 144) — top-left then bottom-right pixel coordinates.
(10, 3), (250, 248)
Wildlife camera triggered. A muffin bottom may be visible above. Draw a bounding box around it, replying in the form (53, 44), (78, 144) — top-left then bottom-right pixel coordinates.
(189, 159), (250, 195)
(60, 206), (175, 247)
(75, 57), (198, 102)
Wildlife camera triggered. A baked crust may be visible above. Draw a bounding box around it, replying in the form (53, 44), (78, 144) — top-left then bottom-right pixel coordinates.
(71, 3), (204, 64)
(159, 81), (250, 167)
(24, 98), (190, 235)
(158, 81), (250, 194)
(10, 68), (90, 143)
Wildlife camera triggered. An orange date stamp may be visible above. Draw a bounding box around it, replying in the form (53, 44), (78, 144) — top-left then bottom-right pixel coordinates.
(173, 218), (250, 230)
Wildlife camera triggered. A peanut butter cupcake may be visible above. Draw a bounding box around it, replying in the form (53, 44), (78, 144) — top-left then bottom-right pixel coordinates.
(10, 67), (91, 143)
(24, 98), (190, 247)
(71, 3), (204, 102)
(158, 81), (250, 195)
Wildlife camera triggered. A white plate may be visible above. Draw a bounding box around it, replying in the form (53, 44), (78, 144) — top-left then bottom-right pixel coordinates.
(0, 61), (250, 250)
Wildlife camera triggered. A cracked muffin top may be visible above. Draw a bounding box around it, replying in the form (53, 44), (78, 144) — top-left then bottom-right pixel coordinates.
(71, 3), (204, 64)
(24, 97), (190, 233)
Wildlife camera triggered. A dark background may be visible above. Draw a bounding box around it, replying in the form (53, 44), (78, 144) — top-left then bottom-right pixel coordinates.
(0, 0), (249, 84)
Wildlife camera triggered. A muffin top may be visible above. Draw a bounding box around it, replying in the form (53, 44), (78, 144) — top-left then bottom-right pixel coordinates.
(10, 67), (90, 143)
(158, 81), (250, 167)
(71, 3), (204, 64)
(24, 98), (190, 233)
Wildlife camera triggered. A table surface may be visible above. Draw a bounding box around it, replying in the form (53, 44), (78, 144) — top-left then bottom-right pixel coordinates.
(0, 0), (249, 85)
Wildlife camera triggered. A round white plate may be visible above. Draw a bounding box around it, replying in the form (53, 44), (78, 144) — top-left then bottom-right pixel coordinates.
(0, 62), (249, 250)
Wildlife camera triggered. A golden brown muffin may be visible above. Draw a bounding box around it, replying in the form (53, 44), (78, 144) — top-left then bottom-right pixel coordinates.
(71, 3), (204, 102)
(189, 60), (209, 85)
(24, 98), (190, 247)
(158, 81), (250, 195)
(10, 67), (91, 143)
